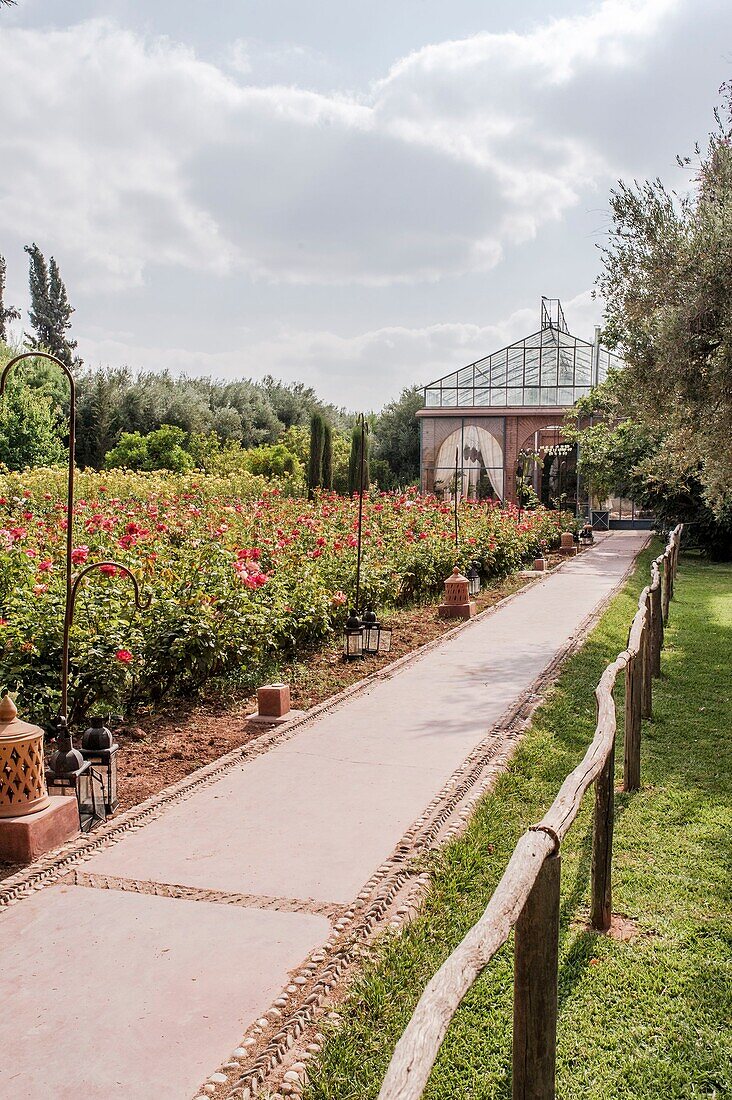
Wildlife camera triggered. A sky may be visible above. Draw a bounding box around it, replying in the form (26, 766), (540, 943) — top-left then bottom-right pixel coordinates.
(0, 0), (729, 409)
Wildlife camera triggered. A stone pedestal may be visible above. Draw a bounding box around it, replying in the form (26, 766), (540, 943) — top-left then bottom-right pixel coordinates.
(0, 796), (80, 864)
(559, 532), (578, 556)
(250, 683), (305, 726)
(533, 558), (546, 572)
(438, 567), (477, 620)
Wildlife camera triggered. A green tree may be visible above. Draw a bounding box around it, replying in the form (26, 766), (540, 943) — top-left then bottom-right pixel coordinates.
(308, 411), (325, 494)
(373, 385), (423, 487)
(0, 382), (65, 469)
(348, 420), (370, 495)
(24, 245), (80, 370)
(104, 424), (194, 472)
(322, 420), (333, 490)
(597, 84), (732, 524)
(0, 255), (20, 344)
(244, 443), (302, 479)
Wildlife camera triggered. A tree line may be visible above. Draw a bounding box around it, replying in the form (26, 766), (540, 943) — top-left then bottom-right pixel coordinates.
(0, 244), (423, 487)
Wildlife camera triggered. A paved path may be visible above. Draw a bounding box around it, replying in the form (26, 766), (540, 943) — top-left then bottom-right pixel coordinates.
(0, 532), (647, 1100)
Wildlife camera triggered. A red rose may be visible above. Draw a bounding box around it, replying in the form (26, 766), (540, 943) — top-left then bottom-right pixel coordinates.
(115, 649), (133, 664)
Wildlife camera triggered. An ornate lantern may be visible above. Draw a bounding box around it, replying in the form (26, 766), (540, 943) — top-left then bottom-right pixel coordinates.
(362, 606), (393, 657)
(466, 562), (481, 598)
(46, 718), (106, 833)
(0, 694), (50, 819)
(80, 718), (120, 813)
(343, 608), (364, 661)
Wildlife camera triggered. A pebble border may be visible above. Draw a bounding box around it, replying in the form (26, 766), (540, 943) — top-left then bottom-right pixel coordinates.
(207, 536), (646, 1100)
(0, 553), (583, 913)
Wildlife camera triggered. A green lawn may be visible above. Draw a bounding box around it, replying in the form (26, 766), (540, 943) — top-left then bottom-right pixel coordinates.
(305, 546), (732, 1100)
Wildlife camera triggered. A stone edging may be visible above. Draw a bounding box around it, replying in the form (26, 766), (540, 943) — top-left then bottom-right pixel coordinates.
(205, 537), (647, 1100)
(0, 547), (596, 912)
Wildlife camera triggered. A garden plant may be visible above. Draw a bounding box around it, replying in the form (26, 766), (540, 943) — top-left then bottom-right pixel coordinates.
(0, 466), (571, 724)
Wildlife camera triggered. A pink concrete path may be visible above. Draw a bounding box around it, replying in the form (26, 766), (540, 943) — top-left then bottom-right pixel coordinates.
(0, 532), (647, 1099)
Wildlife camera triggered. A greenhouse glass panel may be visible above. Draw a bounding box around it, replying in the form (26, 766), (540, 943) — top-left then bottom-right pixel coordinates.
(421, 300), (625, 409)
(540, 348), (559, 386)
(524, 347), (540, 384)
(491, 352), (507, 388)
(575, 346), (592, 384)
(507, 346), (523, 385)
(558, 346), (575, 385)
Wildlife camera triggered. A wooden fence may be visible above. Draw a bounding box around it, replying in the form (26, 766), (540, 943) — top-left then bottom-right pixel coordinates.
(378, 525), (684, 1100)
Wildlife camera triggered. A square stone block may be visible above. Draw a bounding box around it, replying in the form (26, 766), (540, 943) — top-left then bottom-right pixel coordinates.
(438, 600), (477, 620)
(0, 796), (80, 864)
(533, 558), (546, 572)
(257, 683), (290, 718)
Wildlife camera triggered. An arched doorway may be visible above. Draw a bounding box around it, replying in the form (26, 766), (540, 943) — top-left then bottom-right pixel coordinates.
(515, 424), (577, 512)
(433, 423), (504, 501)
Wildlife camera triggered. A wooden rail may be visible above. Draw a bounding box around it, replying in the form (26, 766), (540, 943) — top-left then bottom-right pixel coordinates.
(378, 525), (683, 1100)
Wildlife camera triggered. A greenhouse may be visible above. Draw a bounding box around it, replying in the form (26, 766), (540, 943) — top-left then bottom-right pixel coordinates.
(418, 298), (625, 513)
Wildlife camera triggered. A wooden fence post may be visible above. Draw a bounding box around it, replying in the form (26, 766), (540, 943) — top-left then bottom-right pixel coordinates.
(641, 608), (652, 719)
(590, 738), (614, 932)
(623, 651), (642, 792)
(513, 852), (561, 1100)
(650, 581), (663, 675)
(662, 557), (671, 626)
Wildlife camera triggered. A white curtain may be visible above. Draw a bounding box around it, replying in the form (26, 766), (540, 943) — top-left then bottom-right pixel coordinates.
(434, 425), (504, 501)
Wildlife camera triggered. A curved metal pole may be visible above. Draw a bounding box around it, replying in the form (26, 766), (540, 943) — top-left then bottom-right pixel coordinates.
(69, 562), (151, 621)
(0, 352), (75, 718)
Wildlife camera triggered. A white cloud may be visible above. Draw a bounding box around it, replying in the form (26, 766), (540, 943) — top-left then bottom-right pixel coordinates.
(0, 1), (685, 291)
(78, 288), (603, 408)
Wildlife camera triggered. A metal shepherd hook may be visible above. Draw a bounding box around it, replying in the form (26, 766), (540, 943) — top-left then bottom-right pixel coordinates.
(0, 352), (149, 725)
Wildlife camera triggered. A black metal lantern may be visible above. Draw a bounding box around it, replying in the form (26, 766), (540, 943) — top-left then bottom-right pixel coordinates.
(343, 608), (364, 661)
(80, 718), (120, 813)
(362, 606), (393, 657)
(466, 562), (481, 598)
(46, 718), (106, 832)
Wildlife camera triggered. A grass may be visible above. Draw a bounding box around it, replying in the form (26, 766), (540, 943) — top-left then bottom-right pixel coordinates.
(304, 545), (732, 1100)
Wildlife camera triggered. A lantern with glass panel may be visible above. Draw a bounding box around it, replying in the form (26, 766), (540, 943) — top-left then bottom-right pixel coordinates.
(361, 606), (392, 657)
(80, 717), (120, 813)
(465, 562), (481, 598)
(46, 718), (106, 832)
(342, 608), (364, 661)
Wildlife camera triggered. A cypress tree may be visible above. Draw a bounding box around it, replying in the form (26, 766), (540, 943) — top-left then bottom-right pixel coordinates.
(48, 256), (79, 370)
(25, 243), (54, 351)
(322, 420), (333, 490)
(308, 411), (325, 495)
(348, 421), (370, 495)
(24, 244), (80, 370)
(0, 254), (20, 344)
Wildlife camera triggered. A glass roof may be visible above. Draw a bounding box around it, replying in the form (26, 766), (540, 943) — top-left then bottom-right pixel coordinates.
(424, 307), (625, 409)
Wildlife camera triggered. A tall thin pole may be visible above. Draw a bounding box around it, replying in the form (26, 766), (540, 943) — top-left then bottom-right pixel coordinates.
(355, 414), (367, 613)
(453, 446), (459, 550)
(0, 352), (75, 719)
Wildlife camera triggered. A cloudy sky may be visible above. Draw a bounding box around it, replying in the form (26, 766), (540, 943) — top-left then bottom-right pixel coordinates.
(1, 0), (729, 408)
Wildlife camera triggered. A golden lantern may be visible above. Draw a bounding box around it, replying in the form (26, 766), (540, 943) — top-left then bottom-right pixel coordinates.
(0, 693), (51, 819)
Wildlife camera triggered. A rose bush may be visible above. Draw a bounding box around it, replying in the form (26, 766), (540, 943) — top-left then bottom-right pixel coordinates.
(0, 467), (572, 723)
